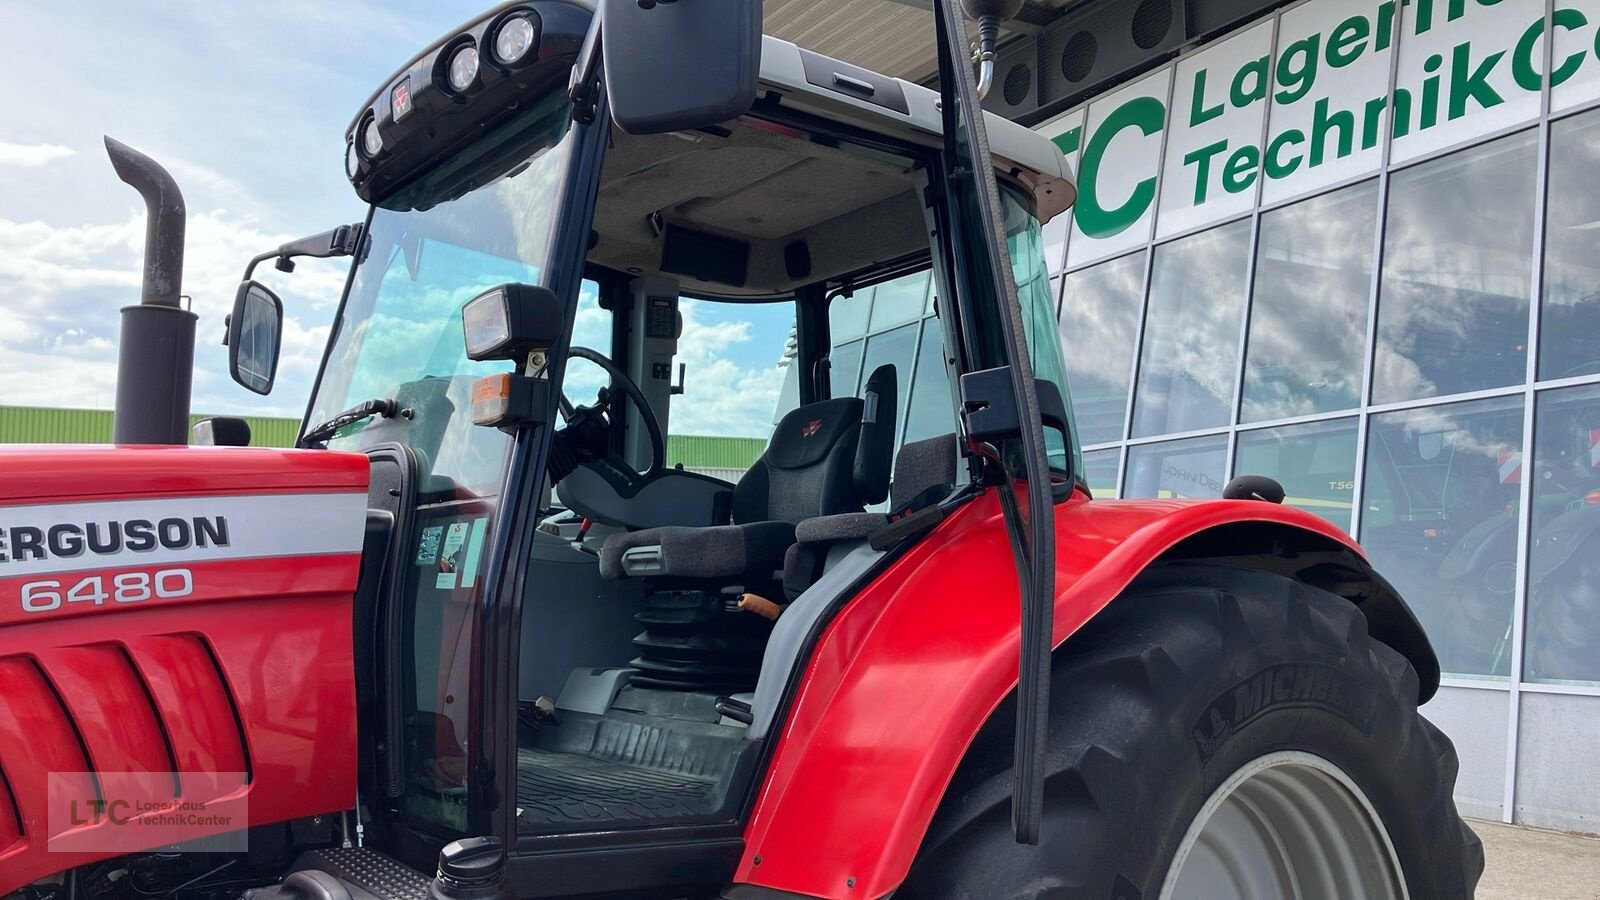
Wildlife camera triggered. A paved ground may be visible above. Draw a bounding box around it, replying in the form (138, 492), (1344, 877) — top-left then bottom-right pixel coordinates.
(1472, 818), (1600, 899)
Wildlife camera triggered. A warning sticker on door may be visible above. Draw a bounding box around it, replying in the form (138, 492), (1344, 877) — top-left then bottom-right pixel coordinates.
(436, 521), (470, 589)
(416, 526), (443, 565)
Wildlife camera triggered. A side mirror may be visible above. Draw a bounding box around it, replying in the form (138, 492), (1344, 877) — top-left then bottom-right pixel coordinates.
(598, 0), (761, 134)
(228, 280), (283, 395)
(192, 416), (252, 447)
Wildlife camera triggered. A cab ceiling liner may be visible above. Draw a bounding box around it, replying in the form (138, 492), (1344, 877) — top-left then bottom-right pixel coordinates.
(968, 0), (1291, 126)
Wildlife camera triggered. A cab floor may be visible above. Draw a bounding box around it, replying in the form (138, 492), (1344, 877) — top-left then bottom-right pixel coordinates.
(515, 746), (721, 827)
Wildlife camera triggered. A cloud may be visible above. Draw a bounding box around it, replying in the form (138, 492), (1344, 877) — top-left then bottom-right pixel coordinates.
(0, 201), (343, 419)
(0, 142), (74, 168)
(669, 299), (789, 438)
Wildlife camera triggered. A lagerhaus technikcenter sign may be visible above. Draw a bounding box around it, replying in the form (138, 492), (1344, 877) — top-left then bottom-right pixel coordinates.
(1038, 0), (1600, 267)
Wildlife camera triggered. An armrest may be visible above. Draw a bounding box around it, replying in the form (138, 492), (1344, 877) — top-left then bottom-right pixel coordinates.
(794, 512), (886, 545)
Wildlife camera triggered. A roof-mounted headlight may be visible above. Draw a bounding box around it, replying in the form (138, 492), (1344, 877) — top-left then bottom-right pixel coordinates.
(446, 42), (480, 93)
(361, 117), (384, 158)
(493, 14), (538, 66)
(346, 141), (360, 178)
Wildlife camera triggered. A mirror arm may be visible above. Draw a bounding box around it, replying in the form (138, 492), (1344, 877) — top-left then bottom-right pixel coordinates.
(243, 223), (367, 279)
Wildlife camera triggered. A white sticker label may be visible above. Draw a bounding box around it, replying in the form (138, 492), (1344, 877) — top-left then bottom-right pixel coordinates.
(0, 492), (366, 578)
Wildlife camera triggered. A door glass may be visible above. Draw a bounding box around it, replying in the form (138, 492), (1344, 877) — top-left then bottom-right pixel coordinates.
(1004, 189), (1077, 472)
(904, 317), (958, 445)
(311, 117), (576, 835)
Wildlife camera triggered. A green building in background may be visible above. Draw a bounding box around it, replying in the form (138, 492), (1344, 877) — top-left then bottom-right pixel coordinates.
(0, 406), (762, 477)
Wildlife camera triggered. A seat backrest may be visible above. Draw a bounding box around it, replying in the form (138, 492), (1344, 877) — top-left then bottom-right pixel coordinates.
(889, 432), (958, 510)
(733, 364), (898, 524)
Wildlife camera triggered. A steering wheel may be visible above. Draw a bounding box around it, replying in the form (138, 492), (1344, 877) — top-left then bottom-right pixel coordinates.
(553, 346), (667, 480)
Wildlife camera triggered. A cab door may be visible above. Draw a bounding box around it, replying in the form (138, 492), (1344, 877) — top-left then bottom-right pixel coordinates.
(929, 0), (1059, 845)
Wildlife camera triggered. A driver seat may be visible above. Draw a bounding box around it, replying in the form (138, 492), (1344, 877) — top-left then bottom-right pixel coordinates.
(598, 364), (898, 588)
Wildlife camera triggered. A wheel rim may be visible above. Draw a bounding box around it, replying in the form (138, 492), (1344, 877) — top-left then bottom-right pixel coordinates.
(1160, 751), (1407, 900)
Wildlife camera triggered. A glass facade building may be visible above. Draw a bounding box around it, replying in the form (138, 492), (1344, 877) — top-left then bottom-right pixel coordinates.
(1024, 0), (1600, 831)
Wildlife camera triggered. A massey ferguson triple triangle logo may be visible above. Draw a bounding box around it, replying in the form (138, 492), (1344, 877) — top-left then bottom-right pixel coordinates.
(802, 419), (823, 438)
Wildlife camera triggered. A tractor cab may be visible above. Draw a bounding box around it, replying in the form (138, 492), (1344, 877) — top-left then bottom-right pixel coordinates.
(227, 0), (1075, 885)
(2, 3), (1479, 897)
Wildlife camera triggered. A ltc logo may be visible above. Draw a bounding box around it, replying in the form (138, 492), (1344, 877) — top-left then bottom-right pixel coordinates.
(801, 419), (823, 438)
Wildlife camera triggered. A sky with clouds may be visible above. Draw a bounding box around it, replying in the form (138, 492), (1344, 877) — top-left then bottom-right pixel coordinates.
(0, 1), (792, 438)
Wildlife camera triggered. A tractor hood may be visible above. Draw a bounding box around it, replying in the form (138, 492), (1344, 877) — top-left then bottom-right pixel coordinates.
(0, 445), (369, 893)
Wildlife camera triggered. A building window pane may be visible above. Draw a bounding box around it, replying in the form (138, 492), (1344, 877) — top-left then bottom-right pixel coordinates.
(1242, 181), (1378, 422)
(830, 340), (864, 399)
(1125, 435), (1229, 500)
(1132, 220), (1252, 437)
(831, 289), (871, 343)
(1082, 448), (1120, 498)
(869, 271), (930, 331)
(1361, 396), (1525, 677)
(1373, 130), (1537, 404)
(1525, 385), (1600, 685)
(1540, 110), (1600, 382)
(904, 319), (956, 445)
(859, 323), (918, 439)
(1235, 419), (1358, 531)
(1060, 251), (1145, 445)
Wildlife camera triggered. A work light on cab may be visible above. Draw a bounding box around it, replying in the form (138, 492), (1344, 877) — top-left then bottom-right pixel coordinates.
(461, 282), (561, 362)
(361, 117), (383, 158)
(447, 43), (480, 93)
(494, 14), (537, 65)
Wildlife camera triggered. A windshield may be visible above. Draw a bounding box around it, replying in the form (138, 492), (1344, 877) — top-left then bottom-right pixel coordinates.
(308, 118), (576, 495)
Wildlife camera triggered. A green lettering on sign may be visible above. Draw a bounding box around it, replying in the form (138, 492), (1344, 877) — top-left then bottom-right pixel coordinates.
(1183, 139), (1230, 204)
(1076, 96), (1165, 239)
(1513, 10), (1588, 92)
(1449, 42), (1505, 120)
(1223, 144), (1260, 194)
(1275, 33), (1321, 103)
(1232, 55), (1270, 107)
(1264, 129), (1305, 179)
(1191, 69), (1224, 126)
(1327, 15), (1371, 68)
(1052, 126), (1082, 157)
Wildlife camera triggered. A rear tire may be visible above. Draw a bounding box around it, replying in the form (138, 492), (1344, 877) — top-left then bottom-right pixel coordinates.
(900, 565), (1484, 899)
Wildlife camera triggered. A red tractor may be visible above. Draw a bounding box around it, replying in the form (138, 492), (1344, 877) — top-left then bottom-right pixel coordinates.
(0, 1), (1482, 898)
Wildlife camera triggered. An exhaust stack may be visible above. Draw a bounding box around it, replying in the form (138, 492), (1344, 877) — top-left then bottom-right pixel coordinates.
(105, 136), (196, 445)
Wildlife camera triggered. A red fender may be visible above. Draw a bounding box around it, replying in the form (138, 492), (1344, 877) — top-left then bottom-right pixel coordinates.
(735, 489), (1362, 899)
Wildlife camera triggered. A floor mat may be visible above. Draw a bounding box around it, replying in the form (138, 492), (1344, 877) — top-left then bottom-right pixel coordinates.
(516, 747), (721, 827)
